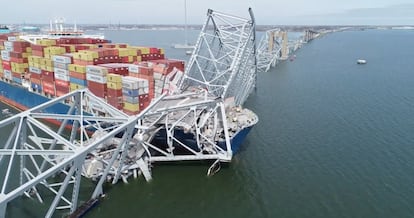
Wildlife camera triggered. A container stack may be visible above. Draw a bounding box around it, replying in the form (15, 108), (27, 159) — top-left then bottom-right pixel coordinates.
(117, 48), (141, 63)
(137, 47), (165, 61)
(28, 39), (57, 96)
(106, 73), (123, 110)
(53, 55), (72, 96)
(68, 63), (87, 92)
(5, 39), (31, 85)
(128, 62), (155, 99)
(86, 65), (108, 98)
(98, 63), (130, 76)
(121, 76), (141, 115)
(0, 38), (4, 78)
(1, 49), (11, 82)
(0, 31), (189, 115)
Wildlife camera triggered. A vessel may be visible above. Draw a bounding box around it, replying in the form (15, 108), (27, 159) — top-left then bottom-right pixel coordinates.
(0, 26), (10, 34)
(0, 30), (257, 155)
(0, 8), (258, 218)
(357, 59), (367, 64)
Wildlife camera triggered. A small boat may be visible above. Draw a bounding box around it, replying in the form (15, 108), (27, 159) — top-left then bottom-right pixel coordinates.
(185, 50), (192, 55)
(357, 59), (367, 64)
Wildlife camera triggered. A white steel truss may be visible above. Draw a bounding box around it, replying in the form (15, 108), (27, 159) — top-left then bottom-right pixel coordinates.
(179, 8), (257, 106)
(0, 90), (148, 218)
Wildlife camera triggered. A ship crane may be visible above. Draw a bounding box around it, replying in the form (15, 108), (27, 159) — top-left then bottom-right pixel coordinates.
(0, 8), (258, 218)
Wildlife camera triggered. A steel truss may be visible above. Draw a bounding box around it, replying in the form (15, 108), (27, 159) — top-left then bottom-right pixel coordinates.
(179, 8), (257, 106)
(0, 89), (149, 218)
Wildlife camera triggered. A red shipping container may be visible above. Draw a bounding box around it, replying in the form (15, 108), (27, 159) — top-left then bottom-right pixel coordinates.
(42, 81), (55, 90)
(9, 51), (23, 58)
(32, 50), (44, 57)
(30, 73), (42, 80)
(107, 97), (123, 108)
(55, 79), (70, 88)
(69, 71), (86, 80)
(140, 102), (150, 110)
(43, 86), (55, 96)
(41, 74), (54, 83)
(12, 72), (21, 78)
(149, 47), (160, 54)
(56, 90), (67, 97)
(12, 47), (27, 53)
(107, 88), (123, 98)
(87, 80), (107, 98)
(31, 44), (46, 51)
(2, 61), (11, 70)
(55, 85), (70, 93)
(31, 77), (41, 85)
(10, 57), (28, 63)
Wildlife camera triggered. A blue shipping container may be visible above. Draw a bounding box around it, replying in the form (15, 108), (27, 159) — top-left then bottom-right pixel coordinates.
(31, 82), (42, 91)
(70, 77), (88, 86)
(12, 77), (22, 85)
(122, 88), (139, 96)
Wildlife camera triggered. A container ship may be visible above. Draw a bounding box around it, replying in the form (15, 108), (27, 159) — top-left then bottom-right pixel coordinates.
(0, 30), (257, 156)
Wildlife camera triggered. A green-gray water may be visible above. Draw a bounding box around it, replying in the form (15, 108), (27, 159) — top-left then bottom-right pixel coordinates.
(3, 29), (414, 217)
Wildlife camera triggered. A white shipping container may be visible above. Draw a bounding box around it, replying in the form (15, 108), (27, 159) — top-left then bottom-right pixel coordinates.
(29, 66), (41, 74)
(3, 41), (13, 47)
(153, 72), (165, 80)
(128, 65), (139, 73)
(138, 87), (149, 94)
(86, 66), (108, 76)
(7, 36), (17, 41)
(154, 80), (164, 87)
(122, 76), (140, 89)
(1, 50), (9, 57)
(52, 55), (72, 64)
(54, 68), (69, 76)
(1, 54), (10, 61)
(4, 45), (13, 52)
(54, 71), (70, 81)
(4, 70), (12, 79)
(54, 62), (69, 70)
(87, 73), (107, 84)
(136, 78), (149, 88)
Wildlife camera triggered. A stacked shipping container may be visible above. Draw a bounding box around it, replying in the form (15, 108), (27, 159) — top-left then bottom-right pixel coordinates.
(0, 33), (184, 115)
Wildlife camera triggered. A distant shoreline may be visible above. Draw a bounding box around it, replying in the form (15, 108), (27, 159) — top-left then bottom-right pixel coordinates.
(3, 24), (414, 33)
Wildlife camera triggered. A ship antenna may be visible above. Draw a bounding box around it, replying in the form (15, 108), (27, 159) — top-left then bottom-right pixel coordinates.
(55, 18), (59, 32)
(74, 21), (77, 32)
(50, 20), (53, 31)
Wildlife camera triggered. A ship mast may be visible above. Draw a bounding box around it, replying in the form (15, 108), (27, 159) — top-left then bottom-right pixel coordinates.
(184, 0), (188, 45)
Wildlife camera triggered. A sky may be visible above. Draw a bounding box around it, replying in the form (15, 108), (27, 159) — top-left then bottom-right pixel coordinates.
(2, 0), (414, 25)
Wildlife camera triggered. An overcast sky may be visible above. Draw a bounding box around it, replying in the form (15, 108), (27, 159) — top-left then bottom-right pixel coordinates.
(3, 0), (414, 25)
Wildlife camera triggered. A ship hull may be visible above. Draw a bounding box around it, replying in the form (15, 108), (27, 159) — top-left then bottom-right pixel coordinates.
(0, 80), (71, 127)
(0, 80), (255, 154)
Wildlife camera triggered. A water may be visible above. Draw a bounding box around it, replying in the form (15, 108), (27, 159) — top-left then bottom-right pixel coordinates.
(3, 29), (414, 217)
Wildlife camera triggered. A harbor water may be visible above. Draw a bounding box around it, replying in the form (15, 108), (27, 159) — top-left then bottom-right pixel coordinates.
(3, 29), (414, 217)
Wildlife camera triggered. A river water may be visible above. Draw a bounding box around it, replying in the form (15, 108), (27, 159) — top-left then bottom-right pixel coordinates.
(3, 29), (414, 217)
